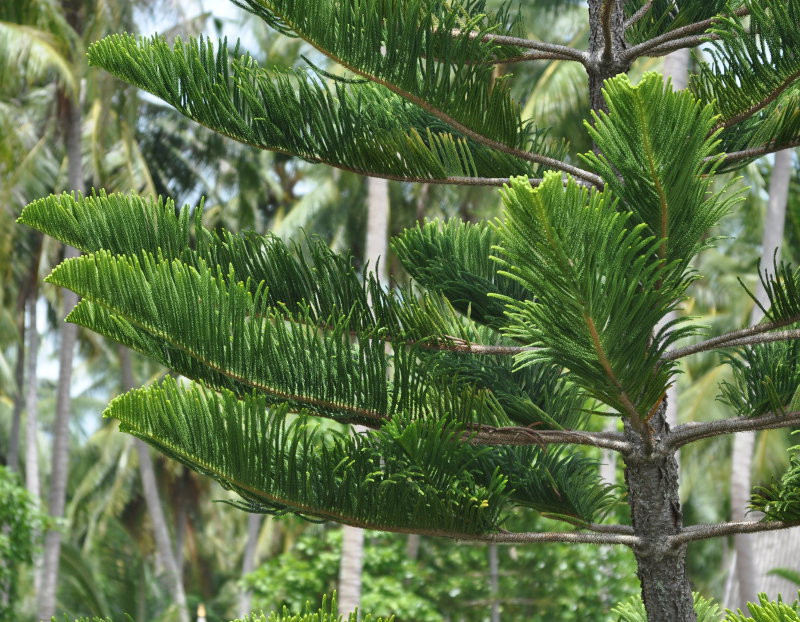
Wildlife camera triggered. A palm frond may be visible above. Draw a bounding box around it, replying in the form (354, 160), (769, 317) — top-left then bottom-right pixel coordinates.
(86, 34), (544, 182)
(493, 173), (694, 418)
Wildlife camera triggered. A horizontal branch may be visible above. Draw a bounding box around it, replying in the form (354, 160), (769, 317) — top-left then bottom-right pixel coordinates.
(458, 29), (588, 65)
(475, 530), (639, 546)
(466, 424), (631, 453)
(668, 519), (800, 546)
(714, 137), (800, 166)
(622, 6), (750, 62)
(642, 33), (719, 57)
(664, 315), (800, 361)
(666, 410), (800, 450)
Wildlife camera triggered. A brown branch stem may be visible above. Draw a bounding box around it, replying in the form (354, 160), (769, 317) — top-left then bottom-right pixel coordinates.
(466, 424), (631, 452)
(669, 520), (800, 546)
(666, 411), (800, 450)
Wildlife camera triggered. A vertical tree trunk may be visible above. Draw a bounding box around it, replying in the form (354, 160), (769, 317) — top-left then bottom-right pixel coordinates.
(587, 0), (629, 111)
(7, 275), (30, 473)
(338, 177), (391, 618)
(729, 148), (793, 608)
(623, 409), (696, 622)
(488, 542), (500, 622)
(120, 347), (190, 622)
(37, 88), (82, 622)
(24, 295), (40, 500)
(238, 513), (262, 617)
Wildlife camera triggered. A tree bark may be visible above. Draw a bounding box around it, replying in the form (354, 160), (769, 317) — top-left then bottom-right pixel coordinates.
(238, 513), (262, 617)
(587, 0), (629, 111)
(488, 542), (501, 622)
(120, 348), (190, 622)
(729, 148), (794, 608)
(623, 408), (696, 622)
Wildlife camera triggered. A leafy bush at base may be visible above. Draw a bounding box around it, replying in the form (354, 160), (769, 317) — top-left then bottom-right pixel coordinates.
(610, 591), (800, 622)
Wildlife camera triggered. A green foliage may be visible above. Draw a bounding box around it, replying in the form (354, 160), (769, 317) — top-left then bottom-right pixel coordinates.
(719, 341), (800, 417)
(610, 591), (722, 622)
(583, 72), (734, 273)
(86, 34), (541, 182)
(494, 172), (692, 418)
(246, 524), (637, 622)
(751, 434), (800, 521)
(742, 258), (800, 325)
(723, 592), (800, 622)
(690, 0), (800, 159)
(0, 466), (48, 620)
(392, 218), (529, 328)
(234, 593), (392, 622)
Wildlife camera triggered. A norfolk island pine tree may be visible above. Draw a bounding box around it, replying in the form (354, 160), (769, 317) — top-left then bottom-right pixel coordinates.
(16, 1), (800, 621)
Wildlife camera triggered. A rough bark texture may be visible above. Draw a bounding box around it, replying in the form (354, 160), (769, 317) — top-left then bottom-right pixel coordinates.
(729, 148), (793, 609)
(238, 513), (262, 617)
(623, 409), (696, 622)
(587, 0), (630, 111)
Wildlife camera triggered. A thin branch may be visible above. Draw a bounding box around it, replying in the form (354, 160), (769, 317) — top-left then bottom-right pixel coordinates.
(601, 0), (615, 63)
(622, 6), (750, 62)
(713, 137), (800, 166)
(624, 1), (653, 30)
(666, 410), (800, 450)
(643, 33), (720, 57)
(476, 530), (640, 546)
(422, 338), (534, 355)
(669, 520), (800, 546)
(664, 315), (800, 361)
(466, 424), (631, 453)
(722, 328), (800, 349)
(456, 29), (589, 65)
(718, 69), (800, 131)
(265, 7), (604, 187)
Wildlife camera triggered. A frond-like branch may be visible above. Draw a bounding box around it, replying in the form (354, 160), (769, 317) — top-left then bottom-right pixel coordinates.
(623, 4), (750, 60)
(87, 35), (547, 183)
(751, 439), (800, 522)
(467, 424), (631, 453)
(666, 411), (800, 450)
(494, 172), (690, 419)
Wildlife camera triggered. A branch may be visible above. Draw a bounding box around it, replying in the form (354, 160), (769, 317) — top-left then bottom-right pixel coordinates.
(601, 0), (615, 63)
(664, 315), (800, 361)
(624, 1), (653, 30)
(713, 137), (800, 166)
(475, 530), (639, 546)
(718, 69), (800, 131)
(265, 9), (604, 187)
(456, 29), (589, 65)
(666, 410), (800, 450)
(642, 33), (720, 57)
(622, 6), (750, 62)
(668, 519), (800, 546)
(466, 424), (631, 453)
(721, 329), (800, 349)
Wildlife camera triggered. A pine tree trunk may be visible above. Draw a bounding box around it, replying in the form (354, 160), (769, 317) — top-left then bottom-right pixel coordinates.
(238, 513), (262, 617)
(623, 408), (695, 622)
(729, 148), (793, 608)
(120, 348), (190, 622)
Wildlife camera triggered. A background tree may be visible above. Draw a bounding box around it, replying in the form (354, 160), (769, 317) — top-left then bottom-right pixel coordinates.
(18, 2), (800, 622)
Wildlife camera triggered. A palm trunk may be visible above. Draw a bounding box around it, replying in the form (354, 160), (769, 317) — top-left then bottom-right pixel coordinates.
(488, 542), (500, 622)
(338, 177), (390, 618)
(24, 294), (40, 500)
(120, 348), (190, 622)
(729, 148), (793, 608)
(38, 89), (82, 620)
(238, 513), (262, 617)
(7, 270), (31, 474)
